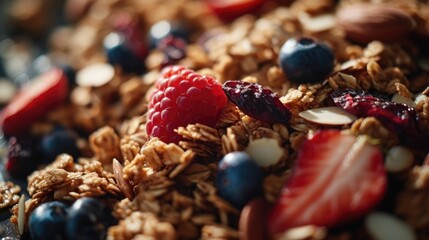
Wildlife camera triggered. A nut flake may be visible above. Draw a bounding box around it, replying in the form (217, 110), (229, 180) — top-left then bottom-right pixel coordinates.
(299, 106), (357, 125)
(245, 138), (284, 167)
(76, 63), (115, 87)
(365, 212), (416, 240)
(385, 146), (414, 173)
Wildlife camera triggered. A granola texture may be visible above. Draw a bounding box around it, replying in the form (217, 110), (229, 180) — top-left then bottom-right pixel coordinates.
(1, 0), (429, 239)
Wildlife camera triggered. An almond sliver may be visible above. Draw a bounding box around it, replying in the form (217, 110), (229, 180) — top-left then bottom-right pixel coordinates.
(299, 106), (357, 125)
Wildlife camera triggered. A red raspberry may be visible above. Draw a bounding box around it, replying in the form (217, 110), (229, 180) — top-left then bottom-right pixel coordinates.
(146, 66), (227, 143)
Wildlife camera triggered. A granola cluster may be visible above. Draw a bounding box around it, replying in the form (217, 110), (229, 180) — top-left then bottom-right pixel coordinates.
(0, 181), (20, 210)
(2, 0), (429, 239)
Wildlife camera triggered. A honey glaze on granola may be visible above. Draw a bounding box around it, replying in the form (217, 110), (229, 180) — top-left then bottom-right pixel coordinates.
(0, 0), (429, 240)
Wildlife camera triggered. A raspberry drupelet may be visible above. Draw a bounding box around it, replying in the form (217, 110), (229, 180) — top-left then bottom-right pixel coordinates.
(146, 65), (227, 143)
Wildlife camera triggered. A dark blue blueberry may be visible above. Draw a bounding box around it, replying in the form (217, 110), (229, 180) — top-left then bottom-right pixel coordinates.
(5, 136), (42, 179)
(279, 38), (334, 84)
(104, 32), (146, 74)
(57, 64), (76, 86)
(41, 128), (79, 163)
(0, 56), (6, 77)
(66, 197), (117, 240)
(149, 20), (188, 48)
(29, 201), (69, 240)
(215, 152), (264, 208)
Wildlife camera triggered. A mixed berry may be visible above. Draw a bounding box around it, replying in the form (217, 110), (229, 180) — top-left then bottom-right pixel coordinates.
(330, 89), (429, 149)
(215, 152), (264, 208)
(146, 65), (227, 143)
(279, 38), (335, 84)
(268, 130), (386, 234)
(29, 201), (69, 240)
(0, 68), (69, 137)
(222, 80), (291, 124)
(5, 137), (42, 179)
(1, 1), (429, 240)
(28, 198), (115, 240)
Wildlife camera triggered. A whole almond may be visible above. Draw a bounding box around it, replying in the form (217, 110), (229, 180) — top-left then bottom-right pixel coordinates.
(336, 4), (415, 44)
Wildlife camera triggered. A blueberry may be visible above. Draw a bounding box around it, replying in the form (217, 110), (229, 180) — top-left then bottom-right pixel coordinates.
(279, 38), (334, 84)
(149, 20), (188, 48)
(66, 197), (117, 240)
(41, 128), (79, 163)
(60, 64), (76, 86)
(29, 201), (69, 240)
(0, 56), (6, 77)
(216, 152), (264, 208)
(103, 32), (145, 74)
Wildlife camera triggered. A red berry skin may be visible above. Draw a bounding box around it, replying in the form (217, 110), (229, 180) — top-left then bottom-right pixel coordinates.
(268, 130), (386, 236)
(222, 80), (291, 124)
(205, 0), (264, 22)
(146, 66), (227, 144)
(0, 68), (69, 137)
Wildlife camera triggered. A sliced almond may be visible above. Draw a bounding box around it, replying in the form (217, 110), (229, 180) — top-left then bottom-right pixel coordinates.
(0, 79), (17, 104)
(71, 86), (92, 106)
(76, 63), (115, 87)
(365, 212), (416, 240)
(385, 146), (414, 173)
(392, 93), (416, 108)
(113, 158), (134, 199)
(17, 194), (25, 235)
(245, 138), (284, 167)
(278, 225), (327, 240)
(414, 94), (427, 105)
(299, 13), (336, 33)
(338, 72), (357, 86)
(299, 106), (357, 125)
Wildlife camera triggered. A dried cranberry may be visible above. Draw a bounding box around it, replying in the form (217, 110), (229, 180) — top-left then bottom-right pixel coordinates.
(158, 36), (187, 69)
(330, 89), (428, 149)
(222, 80), (291, 124)
(5, 136), (42, 178)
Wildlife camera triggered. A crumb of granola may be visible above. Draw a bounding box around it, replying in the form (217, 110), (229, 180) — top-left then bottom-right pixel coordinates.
(396, 166), (429, 233)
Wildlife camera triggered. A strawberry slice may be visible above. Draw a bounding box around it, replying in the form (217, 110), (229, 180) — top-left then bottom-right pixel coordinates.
(1, 68), (69, 137)
(268, 130), (386, 236)
(205, 0), (264, 21)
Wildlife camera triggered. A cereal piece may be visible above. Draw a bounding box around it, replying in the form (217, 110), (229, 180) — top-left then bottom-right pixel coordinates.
(89, 126), (122, 167)
(350, 117), (399, 147)
(221, 125), (248, 155)
(0, 181), (21, 210)
(107, 212), (176, 240)
(396, 166), (429, 232)
(201, 224), (239, 240)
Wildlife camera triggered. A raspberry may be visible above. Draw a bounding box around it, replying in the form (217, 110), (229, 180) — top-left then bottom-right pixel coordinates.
(146, 66), (227, 143)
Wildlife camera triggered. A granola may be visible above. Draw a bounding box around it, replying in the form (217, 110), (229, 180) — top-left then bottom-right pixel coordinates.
(1, 0), (429, 239)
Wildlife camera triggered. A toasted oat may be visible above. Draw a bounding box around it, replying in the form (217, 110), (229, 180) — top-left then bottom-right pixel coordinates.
(201, 224), (239, 240)
(350, 117), (399, 147)
(108, 212), (176, 240)
(396, 166), (429, 232)
(89, 126), (122, 168)
(0, 181), (21, 210)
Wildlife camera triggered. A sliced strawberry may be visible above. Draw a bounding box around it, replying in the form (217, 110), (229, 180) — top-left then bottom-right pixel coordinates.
(205, 0), (264, 21)
(0, 68), (69, 137)
(267, 130), (386, 236)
